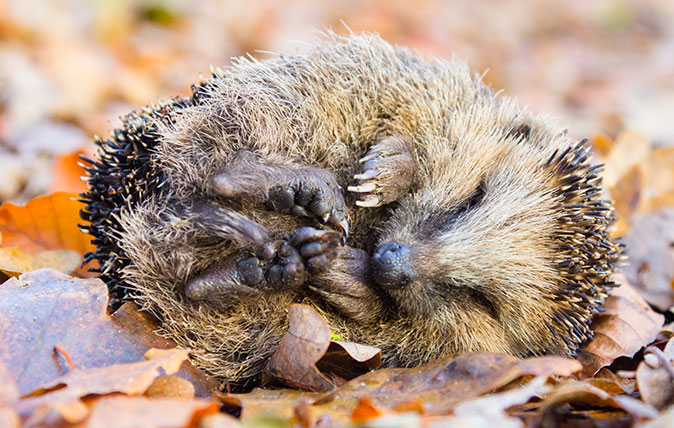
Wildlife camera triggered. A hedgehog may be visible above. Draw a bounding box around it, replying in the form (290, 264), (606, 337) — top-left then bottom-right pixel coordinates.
(80, 33), (624, 389)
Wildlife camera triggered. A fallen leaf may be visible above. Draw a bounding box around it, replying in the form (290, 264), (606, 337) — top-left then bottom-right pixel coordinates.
(622, 208), (674, 311)
(0, 360), (19, 406)
(640, 403), (674, 428)
(538, 379), (659, 426)
(264, 304), (382, 392)
(264, 304), (333, 391)
(636, 339), (674, 410)
(15, 348), (190, 419)
(0, 269), (216, 398)
(610, 164), (643, 235)
(144, 376), (195, 399)
(577, 274), (665, 376)
(0, 246), (80, 279)
(110, 302), (220, 398)
(601, 130), (651, 189)
(592, 133), (614, 158)
(47, 150), (89, 194)
(0, 192), (97, 277)
(351, 397), (382, 423)
(219, 389), (324, 424)
(315, 352), (581, 416)
(428, 376), (550, 428)
(84, 396), (220, 428)
(0, 408), (19, 428)
(315, 341), (381, 382)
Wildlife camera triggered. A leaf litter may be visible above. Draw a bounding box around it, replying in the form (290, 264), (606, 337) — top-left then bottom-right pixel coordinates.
(2, 1), (674, 426)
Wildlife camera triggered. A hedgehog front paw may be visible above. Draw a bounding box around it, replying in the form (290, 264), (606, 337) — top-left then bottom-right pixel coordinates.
(267, 174), (348, 236)
(238, 227), (341, 290)
(349, 135), (417, 208)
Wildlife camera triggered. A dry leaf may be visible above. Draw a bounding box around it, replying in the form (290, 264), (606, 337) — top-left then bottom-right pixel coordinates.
(0, 192), (97, 277)
(577, 274), (665, 376)
(623, 208), (674, 311)
(636, 339), (674, 410)
(610, 164), (643, 235)
(0, 407), (19, 428)
(0, 361), (19, 406)
(264, 304), (382, 392)
(429, 376), (550, 428)
(0, 269), (216, 398)
(219, 389), (324, 424)
(602, 130), (651, 189)
(144, 376), (195, 399)
(315, 341), (381, 383)
(538, 379), (659, 426)
(15, 349), (190, 420)
(0, 246), (80, 279)
(316, 352), (581, 416)
(47, 150), (89, 194)
(84, 396), (220, 428)
(351, 397), (382, 423)
(264, 304), (333, 391)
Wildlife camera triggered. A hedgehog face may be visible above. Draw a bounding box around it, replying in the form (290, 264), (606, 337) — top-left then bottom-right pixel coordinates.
(358, 133), (590, 355)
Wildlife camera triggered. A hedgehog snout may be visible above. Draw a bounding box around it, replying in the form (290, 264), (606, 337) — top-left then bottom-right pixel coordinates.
(371, 241), (414, 290)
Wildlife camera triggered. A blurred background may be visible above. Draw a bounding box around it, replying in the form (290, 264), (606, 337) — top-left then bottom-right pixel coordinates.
(1, 0), (673, 307)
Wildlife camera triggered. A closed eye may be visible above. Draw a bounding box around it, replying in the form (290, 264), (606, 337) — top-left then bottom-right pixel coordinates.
(420, 183), (487, 237)
(452, 183), (486, 218)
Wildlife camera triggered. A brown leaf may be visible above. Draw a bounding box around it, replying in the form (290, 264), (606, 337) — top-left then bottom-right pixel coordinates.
(643, 147), (674, 212)
(592, 133), (614, 158)
(538, 380), (659, 426)
(0, 407), (19, 428)
(0, 247), (81, 279)
(47, 150), (89, 194)
(85, 396), (220, 428)
(264, 304), (382, 392)
(351, 397), (382, 423)
(219, 389), (324, 424)
(0, 192), (97, 277)
(0, 269), (216, 398)
(602, 130), (651, 189)
(264, 304), (333, 391)
(316, 352), (581, 416)
(144, 376), (195, 400)
(623, 208), (674, 311)
(15, 349), (190, 421)
(610, 164), (643, 235)
(578, 275), (665, 376)
(111, 302), (220, 398)
(0, 360), (19, 406)
(636, 339), (674, 409)
(315, 341), (381, 382)
(430, 376), (549, 428)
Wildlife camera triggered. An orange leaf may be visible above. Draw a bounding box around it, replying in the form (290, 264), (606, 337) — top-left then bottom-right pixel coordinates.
(0, 192), (92, 254)
(0, 192), (96, 276)
(351, 397), (381, 423)
(47, 150), (89, 194)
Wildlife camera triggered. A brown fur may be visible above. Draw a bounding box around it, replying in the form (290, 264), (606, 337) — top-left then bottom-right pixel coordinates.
(81, 33), (622, 389)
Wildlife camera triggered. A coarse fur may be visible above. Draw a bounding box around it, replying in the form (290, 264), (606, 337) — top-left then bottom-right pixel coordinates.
(80, 33), (623, 389)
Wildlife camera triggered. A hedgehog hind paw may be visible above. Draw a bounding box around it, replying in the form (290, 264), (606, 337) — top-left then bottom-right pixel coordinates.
(234, 226), (341, 291)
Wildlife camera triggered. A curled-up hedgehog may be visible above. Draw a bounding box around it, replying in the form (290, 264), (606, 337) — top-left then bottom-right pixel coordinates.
(80, 33), (624, 389)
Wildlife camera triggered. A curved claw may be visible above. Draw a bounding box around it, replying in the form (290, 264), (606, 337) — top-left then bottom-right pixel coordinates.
(348, 182), (377, 193)
(355, 196), (381, 208)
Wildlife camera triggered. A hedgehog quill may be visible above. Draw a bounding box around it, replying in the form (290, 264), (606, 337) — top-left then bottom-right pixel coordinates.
(80, 33), (624, 389)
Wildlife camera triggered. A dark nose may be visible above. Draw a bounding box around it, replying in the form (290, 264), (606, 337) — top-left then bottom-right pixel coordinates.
(371, 241), (414, 290)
